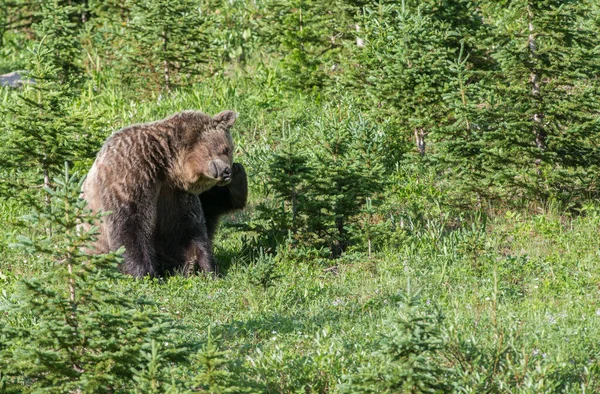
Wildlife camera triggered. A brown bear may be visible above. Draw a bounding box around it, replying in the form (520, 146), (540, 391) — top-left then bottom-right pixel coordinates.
(82, 110), (247, 278)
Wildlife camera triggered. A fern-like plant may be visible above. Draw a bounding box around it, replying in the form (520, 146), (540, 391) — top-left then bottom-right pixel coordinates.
(0, 166), (188, 392)
(342, 286), (454, 393)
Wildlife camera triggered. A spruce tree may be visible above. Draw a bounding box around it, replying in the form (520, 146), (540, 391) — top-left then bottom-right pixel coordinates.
(341, 287), (454, 393)
(429, 43), (500, 206)
(344, 1), (482, 158)
(191, 330), (252, 393)
(255, 106), (386, 257)
(304, 111), (385, 256)
(476, 0), (600, 203)
(0, 0), (95, 201)
(260, 0), (358, 91)
(32, 0), (85, 84)
(132, 340), (183, 394)
(0, 43), (97, 201)
(126, 0), (214, 91)
(0, 167), (188, 392)
(255, 135), (313, 247)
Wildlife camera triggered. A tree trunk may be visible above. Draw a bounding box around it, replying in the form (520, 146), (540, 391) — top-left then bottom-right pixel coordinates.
(414, 128), (426, 157)
(162, 31), (170, 91)
(43, 159), (50, 206)
(356, 24), (364, 47)
(528, 6), (545, 170)
(291, 189), (297, 234)
(334, 216), (345, 258)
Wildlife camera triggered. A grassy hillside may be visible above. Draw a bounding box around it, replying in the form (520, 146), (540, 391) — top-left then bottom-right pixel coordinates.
(1, 1), (600, 392)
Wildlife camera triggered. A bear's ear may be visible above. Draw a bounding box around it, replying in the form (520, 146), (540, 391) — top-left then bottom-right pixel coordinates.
(215, 110), (237, 128)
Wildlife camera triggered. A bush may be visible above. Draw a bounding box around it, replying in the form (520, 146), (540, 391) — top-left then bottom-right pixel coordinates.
(342, 286), (454, 394)
(0, 167), (189, 392)
(250, 103), (387, 258)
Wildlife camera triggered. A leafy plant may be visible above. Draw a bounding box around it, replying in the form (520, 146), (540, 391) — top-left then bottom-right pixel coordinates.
(253, 105), (386, 257)
(126, 0), (215, 90)
(342, 285), (454, 394)
(0, 166), (189, 392)
(0, 43), (101, 201)
(192, 329), (252, 393)
(32, 0), (85, 85)
(248, 248), (281, 291)
(259, 0), (358, 91)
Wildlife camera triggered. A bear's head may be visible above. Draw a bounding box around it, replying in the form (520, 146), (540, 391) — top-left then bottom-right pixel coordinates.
(176, 110), (237, 194)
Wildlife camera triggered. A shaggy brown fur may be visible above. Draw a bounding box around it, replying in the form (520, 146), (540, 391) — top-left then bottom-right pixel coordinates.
(82, 110), (245, 277)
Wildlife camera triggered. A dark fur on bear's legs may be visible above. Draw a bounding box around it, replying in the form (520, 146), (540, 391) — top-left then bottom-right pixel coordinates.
(200, 163), (248, 241)
(153, 163), (247, 277)
(107, 199), (159, 278)
(155, 188), (216, 276)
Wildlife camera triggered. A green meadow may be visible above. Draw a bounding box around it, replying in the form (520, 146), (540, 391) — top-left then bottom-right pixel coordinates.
(1, 1), (600, 392)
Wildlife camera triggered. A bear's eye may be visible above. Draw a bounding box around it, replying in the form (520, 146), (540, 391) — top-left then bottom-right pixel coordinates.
(222, 147), (231, 156)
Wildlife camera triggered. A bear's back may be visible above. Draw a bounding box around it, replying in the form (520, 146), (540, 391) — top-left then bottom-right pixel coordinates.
(96, 120), (183, 187)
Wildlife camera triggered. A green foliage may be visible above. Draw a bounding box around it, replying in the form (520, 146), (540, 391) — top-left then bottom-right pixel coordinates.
(342, 286), (454, 393)
(0, 43), (100, 201)
(132, 340), (182, 394)
(260, 0), (357, 91)
(343, 0), (600, 205)
(32, 0), (85, 84)
(351, 197), (390, 257)
(0, 167), (189, 392)
(125, 0), (215, 90)
(209, 0), (261, 64)
(248, 248), (281, 291)
(0, 3), (8, 48)
(345, 1), (481, 151)
(253, 134), (312, 247)
(253, 105), (386, 257)
(430, 42), (502, 206)
(478, 0), (600, 203)
(192, 330), (252, 393)
(1, 1), (600, 392)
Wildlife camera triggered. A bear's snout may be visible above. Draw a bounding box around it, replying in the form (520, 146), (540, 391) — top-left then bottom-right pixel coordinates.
(208, 158), (232, 183)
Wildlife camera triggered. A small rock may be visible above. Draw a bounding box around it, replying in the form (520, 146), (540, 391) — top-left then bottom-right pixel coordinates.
(0, 71), (35, 88)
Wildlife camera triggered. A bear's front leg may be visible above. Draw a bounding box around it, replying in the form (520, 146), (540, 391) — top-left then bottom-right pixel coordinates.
(227, 162), (249, 209)
(176, 192), (217, 275)
(182, 237), (216, 275)
(107, 200), (159, 278)
(200, 162), (248, 239)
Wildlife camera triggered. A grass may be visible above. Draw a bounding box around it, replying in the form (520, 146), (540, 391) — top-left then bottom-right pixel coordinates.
(3, 185), (600, 391)
(1, 69), (600, 392)
(127, 206), (600, 391)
